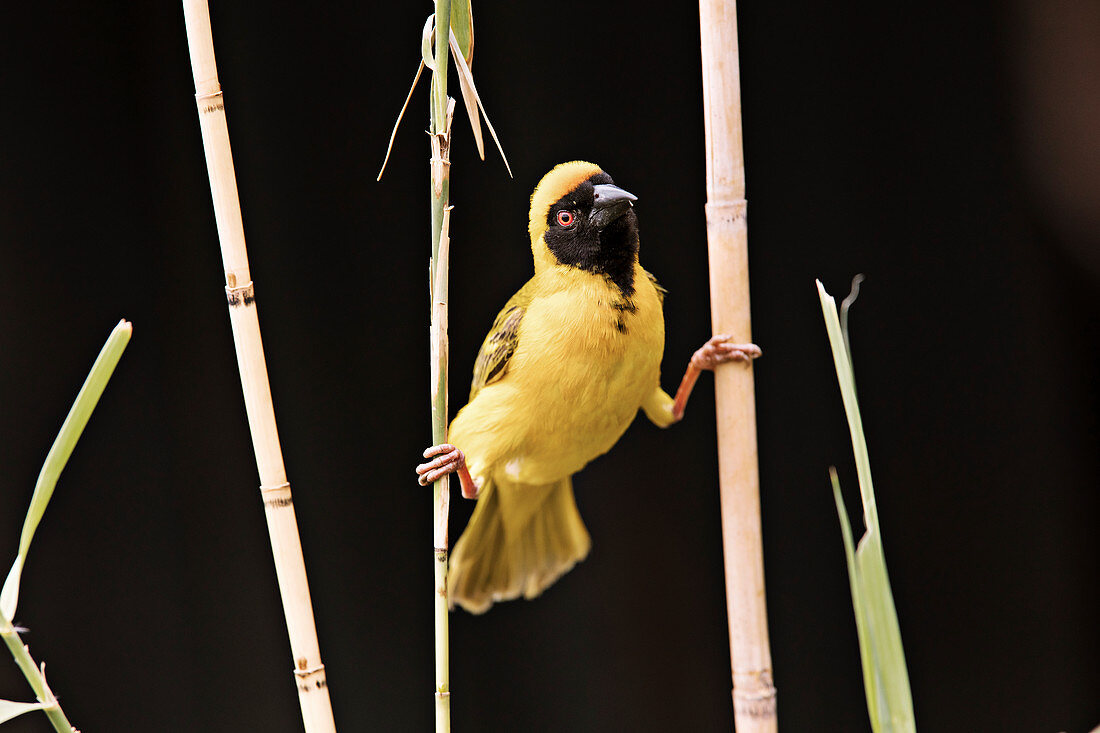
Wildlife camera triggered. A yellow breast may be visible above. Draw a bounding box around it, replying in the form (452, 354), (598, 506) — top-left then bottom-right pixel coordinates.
(449, 263), (665, 485)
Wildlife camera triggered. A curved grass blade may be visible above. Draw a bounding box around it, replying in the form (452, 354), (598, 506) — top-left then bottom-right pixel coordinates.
(377, 60), (426, 181)
(0, 319), (132, 621)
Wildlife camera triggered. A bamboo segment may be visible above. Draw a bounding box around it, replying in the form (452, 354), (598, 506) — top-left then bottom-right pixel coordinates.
(698, 0), (778, 730)
(180, 3), (336, 731)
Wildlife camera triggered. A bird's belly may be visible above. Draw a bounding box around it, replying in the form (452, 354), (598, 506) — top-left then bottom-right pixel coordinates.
(487, 335), (659, 484)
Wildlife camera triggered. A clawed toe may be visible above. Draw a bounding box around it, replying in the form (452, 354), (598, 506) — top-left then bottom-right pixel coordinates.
(721, 342), (762, 361)
(690, 335), (762, 371)
(422, 443), (458, 460)
(416, 444), (466, 486)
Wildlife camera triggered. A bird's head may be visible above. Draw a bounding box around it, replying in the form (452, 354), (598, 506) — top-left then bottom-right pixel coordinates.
(527, 161), (639, 287)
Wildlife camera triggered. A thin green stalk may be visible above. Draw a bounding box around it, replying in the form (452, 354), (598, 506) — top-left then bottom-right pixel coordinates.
(0, 622), (73, 733)
(430, 1), (451, 139)
(430, 195), (452, 733)
(381, 3), (501, 726)
(429, 2), (454, 732)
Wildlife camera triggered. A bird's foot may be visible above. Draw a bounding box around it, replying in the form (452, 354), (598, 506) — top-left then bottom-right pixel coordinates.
(690, 334), (761, 371)
(416, 444), (480, 499)
(417, 444), (465, 485)
(671, 336), (761, 421)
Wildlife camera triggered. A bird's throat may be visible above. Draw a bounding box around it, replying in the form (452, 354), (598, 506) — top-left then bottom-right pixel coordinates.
(544, 209), (639, 297)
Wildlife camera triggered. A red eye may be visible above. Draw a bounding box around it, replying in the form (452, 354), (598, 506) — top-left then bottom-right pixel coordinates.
(556, 210), (575, 227)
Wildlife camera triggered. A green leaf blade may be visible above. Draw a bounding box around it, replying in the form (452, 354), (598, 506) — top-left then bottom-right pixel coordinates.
(855, 535), (913, 731)
(449, 0), (473, 65)
(819, 281), (915, 733)
(1, 319), (132, 620)
(831, 468), (879, 726)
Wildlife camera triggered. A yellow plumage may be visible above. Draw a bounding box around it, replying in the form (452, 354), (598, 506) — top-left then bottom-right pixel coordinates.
(447, 161), (678, 613)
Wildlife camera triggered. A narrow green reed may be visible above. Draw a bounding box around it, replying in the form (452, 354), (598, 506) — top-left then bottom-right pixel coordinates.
(429, 4), (454, 731)
(818, 280), (916, 733)
(378, 4), (507, 727)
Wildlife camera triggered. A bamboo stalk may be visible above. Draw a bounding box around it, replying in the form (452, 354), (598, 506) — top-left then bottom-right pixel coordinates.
(0, 623), (73, 732)
(428, 3), (454, 731)
(180, 3), (336, 731)
(697, 0), (777, 730)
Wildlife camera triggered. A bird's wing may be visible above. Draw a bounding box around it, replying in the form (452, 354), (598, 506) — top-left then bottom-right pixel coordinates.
(643, 268), (667, 303)
(469, 278), (538, 401)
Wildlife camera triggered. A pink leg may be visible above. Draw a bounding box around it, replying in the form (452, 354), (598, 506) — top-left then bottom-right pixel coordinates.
(416, 443), (480, 499)
(672, 335), (761, 421)
(671, 366), (703, 422)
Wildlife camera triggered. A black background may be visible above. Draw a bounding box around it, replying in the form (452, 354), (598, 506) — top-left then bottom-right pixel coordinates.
(1, 2), (1097, 732)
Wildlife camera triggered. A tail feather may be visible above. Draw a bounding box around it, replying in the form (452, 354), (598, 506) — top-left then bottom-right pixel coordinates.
(449, 476), (591, 614)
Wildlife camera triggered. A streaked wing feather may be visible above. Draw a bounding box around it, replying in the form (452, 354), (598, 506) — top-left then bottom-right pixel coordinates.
(644, 268), (667, 303)
(469, 278), (538, 400)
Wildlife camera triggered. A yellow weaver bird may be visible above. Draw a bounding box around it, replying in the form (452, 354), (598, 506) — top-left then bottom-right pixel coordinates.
(416, 161), (760, 614)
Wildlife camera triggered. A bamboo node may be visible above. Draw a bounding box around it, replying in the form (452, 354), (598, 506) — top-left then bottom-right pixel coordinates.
(195, 89), (225, 115)
(434, 691), (451, 699)
(430, 152), (452, 198)
(428, 100), (455, 197)
(292, 662), (326, 677)
(225, 280), (255, 308)
(731, 675), (777, 719)
(705, 199), (748, 224)
(260, 482), (294, 508)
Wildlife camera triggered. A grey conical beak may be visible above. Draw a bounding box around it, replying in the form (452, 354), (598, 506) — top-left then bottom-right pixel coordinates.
(589, 183), (637, 230)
